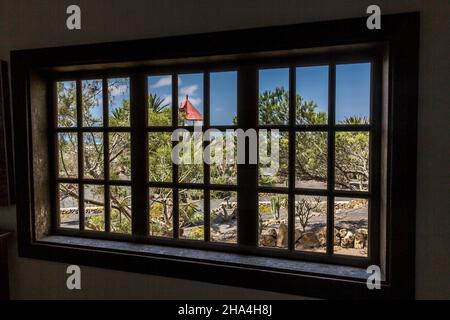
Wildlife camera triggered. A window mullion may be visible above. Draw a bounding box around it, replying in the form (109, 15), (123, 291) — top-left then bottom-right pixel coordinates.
(130, 73), (148, 236)
(204, 72), (211, 242)
(76, 79), (85, 231)
(288, 66), (296, 251)
(172, 74), (180, 239)
(327, 63), (336, 255)
(102, 78), (111, 233)
(237, 66), (258, 247)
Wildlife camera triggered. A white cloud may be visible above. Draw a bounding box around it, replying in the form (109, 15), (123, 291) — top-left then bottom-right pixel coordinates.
(150, 76), (172, 89)
(179, 85), (198, 96)
(189, 97), (202, 106)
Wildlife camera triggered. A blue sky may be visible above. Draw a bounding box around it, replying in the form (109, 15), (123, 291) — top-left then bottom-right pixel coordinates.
(178, 73), (204, 117)
(108, 78), (130, 125)
(297, 66), (328, 115)
(210, 71), (237, 125)
(62, 63), (370, 127)
(148, 75), (172, 108)
(259, 68), (289, 96)
(336, 63), (371, 122)
(148, 72), (238, 125)
(259, 63), (371, 123)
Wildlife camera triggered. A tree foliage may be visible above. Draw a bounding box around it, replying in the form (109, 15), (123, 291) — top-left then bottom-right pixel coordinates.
(58, 82), (369, 235)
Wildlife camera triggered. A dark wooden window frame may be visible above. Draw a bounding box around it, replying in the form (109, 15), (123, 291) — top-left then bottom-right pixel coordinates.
(50, 57), (378, 268)
(11, 13), (419, 299)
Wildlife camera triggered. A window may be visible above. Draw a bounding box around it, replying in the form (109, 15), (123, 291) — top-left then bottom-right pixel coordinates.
(56, 78), (132, 233)
(256, 63), (375, 259)
(52, 60), (378, 265)
(13, 13), (419, 299)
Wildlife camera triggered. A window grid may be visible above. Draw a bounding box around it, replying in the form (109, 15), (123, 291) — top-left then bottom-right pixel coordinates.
(55, 77), (133, 234)
(146, 71), (239, 243)
(51, 56), (380, 267)
(256, 62), (375, 259)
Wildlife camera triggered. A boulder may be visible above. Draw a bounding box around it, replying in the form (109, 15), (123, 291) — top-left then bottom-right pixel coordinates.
(355, 228), (368, 249)
(338, 228), (348, 238)
(317, 227), (327, 247)
(341, 231), (355, 248)
(277, 223), (288, 247)
(260, 228), (277, 247)
(260, 235), (276, 247)
(267, 228), (277, 238)
(334, 228), (341, 246)
(297, 231), (320, 249)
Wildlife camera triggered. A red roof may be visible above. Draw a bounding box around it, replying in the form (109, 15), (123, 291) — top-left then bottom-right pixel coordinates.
(179, 96), (203, 121)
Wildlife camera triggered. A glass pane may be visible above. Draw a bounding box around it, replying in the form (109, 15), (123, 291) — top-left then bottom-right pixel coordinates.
(210, 190), (237, 244)
(336, 63), (371, 124)
(209, 131), (237, 185)
(259, 131), (289, 187)
(177, 131), (204, 184)
(295, 132), (328, 189)
(210, 71), (237, 125)
(296, 66), (328, 125)
(57, 81), (77, 127)
(110, 185), (132, 234)
(83, 132), (104, 179)
(58, 132), (78, 178)
(258, 193), (289, 249)
(109, 132), (131, 181)
(334, 197), (368, 257)
(149, 187), (173, 238)
(259, 68), (289, 125)
(178, 73), (204, 126)
(58, 183), (79, 229)
(82, 79), (103, 127)
(108, 78), (130, 127)
(84, 184), (105, 231)
(335, 131), (369, 191)
(148, 132), (172, 182)
(148, 75), (172, 126)
(294, 195), (327, 253)
(179, 189), (204, 240)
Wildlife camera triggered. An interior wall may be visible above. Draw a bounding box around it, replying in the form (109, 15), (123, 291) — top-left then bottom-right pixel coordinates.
(0, 0), (448, 299)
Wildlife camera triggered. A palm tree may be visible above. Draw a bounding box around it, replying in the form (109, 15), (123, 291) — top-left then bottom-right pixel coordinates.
(149, 93), (169, 113)
(341, 116), (369, 125)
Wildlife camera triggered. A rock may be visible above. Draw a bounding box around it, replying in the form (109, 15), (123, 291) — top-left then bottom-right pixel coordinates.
(277, 223), (288, 247)
(297, 231), (320, 249)
(355, 228), (368, 249)
(334, 228), (341, 245)
(260, 228), (277, 247)
(341, 231), (355, 248)
(268, 228), (277, 238)
(338, 228), (348, 238)
(260, 234), (276, 247)
(317, 227), (327, 247)
(354, 238), (364, 249)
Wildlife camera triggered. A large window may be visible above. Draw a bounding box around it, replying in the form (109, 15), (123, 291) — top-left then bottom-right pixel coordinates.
(13, 13), (419, 299)
(53, 59), (379, 266)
